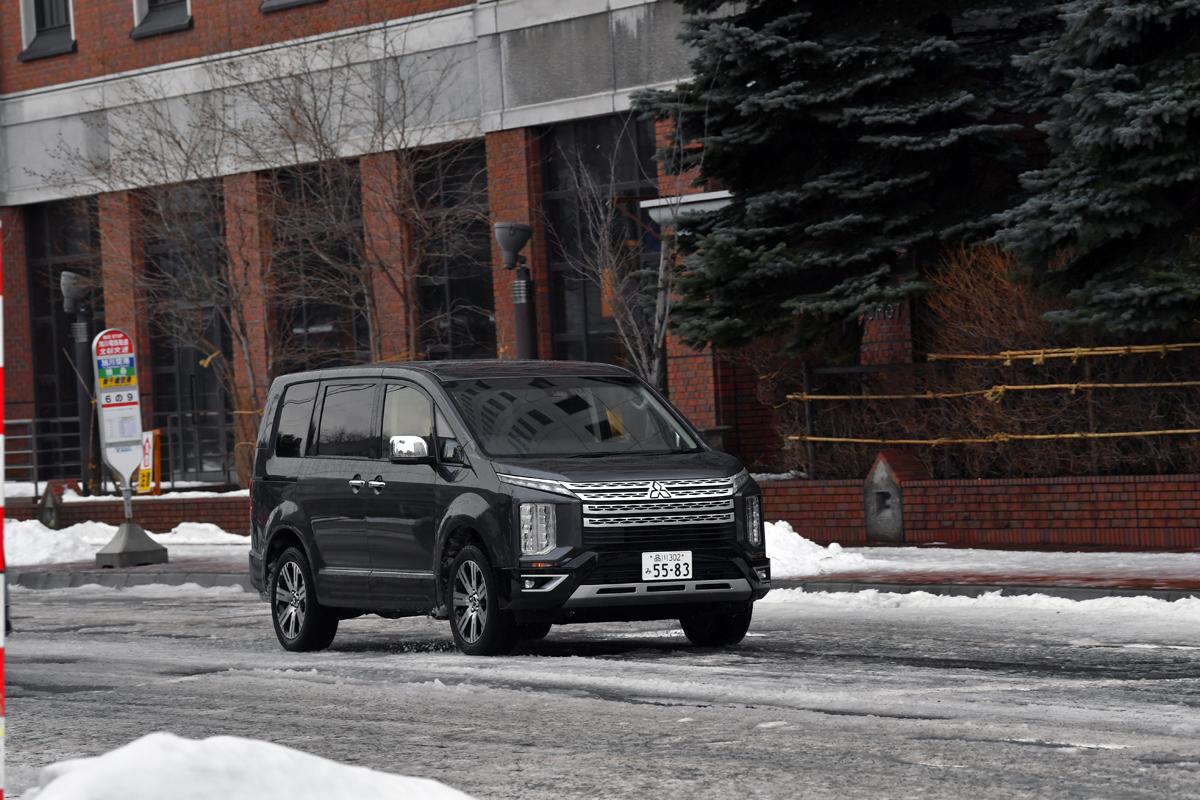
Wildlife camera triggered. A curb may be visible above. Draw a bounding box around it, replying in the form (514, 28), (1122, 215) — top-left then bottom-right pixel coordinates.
(772, 579), (1200, 602)
(10, 569), (254, 592)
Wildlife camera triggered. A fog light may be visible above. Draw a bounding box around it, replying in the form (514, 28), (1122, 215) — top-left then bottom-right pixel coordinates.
(524, 579), (536, 590)
(756, 567), (771, 582)
(746, 496), (763, 546)
(519, 503), (557, 555)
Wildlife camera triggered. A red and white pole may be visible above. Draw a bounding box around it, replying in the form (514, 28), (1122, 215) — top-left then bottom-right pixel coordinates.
(1, 216), (8, 799)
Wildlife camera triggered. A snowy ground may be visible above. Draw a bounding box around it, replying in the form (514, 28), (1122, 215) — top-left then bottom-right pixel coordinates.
(4, 520), (249, 567)
(7, 584), (1200, 799)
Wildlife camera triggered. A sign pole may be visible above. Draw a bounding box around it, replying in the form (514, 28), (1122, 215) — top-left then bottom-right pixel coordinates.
(1, 216), (10, 798)
(91, 328), (167, 568)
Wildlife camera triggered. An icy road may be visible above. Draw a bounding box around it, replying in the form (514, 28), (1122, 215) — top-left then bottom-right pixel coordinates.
(7, 585), (1200, 799)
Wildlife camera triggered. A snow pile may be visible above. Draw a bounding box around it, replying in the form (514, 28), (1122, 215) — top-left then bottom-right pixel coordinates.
(4, 519), (249, 567)
(61, 487), (249, 502)
(27, 732), (475, 800)
(765, 521), (866, 578)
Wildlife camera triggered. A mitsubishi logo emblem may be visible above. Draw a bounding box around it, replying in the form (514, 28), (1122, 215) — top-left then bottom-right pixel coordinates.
(648, 481), (672, 499)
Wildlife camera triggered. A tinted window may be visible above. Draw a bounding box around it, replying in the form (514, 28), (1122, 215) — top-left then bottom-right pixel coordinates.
(274, 382), (317, 458)
(444, 376), (698, 458)
(316, 382), (377, 458)
(382, 384), (433, 448)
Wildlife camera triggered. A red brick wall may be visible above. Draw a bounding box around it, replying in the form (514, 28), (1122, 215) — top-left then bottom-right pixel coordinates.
(762, 474), (1200, 550)
(7, 495), (250, 535)
(361, 151), (413, 360)
(1, 207), (35, 421)
(485, 128), (553, 360)
(0, 0), (472, 95)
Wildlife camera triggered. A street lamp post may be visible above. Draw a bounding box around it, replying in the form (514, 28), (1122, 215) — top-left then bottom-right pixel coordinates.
(60, 271), (93, 496)
(494, 222), (537, 360)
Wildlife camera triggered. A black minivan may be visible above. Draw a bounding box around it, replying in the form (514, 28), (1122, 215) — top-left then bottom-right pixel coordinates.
(250, 360), (771, 655)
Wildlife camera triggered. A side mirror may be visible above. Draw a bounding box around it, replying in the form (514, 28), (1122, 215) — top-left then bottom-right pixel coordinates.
(389, 435), (431, 463)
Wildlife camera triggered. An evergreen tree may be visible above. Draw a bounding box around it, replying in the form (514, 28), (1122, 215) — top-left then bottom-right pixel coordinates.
(995, 1), (1200, 336)
(636, 1), (1045, 349)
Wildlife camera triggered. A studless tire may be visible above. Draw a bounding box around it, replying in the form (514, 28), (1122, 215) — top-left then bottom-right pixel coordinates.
(680, 601), (754, 647)
(270, 546), (338, 652)
(447, 545), (518, 656)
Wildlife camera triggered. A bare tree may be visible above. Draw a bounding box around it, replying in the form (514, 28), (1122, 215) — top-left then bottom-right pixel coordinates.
(43, 24), (492, 484)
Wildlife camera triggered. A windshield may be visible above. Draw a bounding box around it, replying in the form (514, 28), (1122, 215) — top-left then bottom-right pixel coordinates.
(443, 375), (699, 458)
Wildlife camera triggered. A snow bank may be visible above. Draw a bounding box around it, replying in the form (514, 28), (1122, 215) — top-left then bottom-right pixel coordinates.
(766, 521), (866, 578)
(27, 732), (475, 800)
(62, 488), (249, 502)
(761, 587), (1200, 620)
(4, 519), (248, 567)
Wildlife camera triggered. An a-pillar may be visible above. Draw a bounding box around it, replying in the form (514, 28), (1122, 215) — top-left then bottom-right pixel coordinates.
(223, 172), (274, 485)
(0, 207), (35, 422)
(98, 191), (154, 428)
(485, 128), (552, 359)
(361, 151), (414, 361)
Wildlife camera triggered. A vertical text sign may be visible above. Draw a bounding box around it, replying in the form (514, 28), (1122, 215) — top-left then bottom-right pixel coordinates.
(92, 329), (144, 488)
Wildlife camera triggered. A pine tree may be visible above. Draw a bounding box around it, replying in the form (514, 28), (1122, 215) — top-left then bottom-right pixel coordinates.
(636, 1), (1046, 349)
(995, 1), (1200, 336)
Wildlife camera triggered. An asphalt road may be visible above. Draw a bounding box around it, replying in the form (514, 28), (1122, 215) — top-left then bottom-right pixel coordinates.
(7, 586), (1200, 799)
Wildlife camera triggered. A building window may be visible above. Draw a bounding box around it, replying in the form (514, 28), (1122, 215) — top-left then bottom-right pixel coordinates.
(18, 0), (77, 62)
(131, 0), (193, 40)
(542, 114), (660, 365)
(414, 142), (497, 360)
(25, 199), (103, 480)
(142, 182), (235, 485)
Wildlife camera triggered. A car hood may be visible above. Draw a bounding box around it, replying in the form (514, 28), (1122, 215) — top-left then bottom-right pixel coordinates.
(490, 449), (744, 484)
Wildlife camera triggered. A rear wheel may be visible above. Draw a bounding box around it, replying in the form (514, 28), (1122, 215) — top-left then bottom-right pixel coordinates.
(680, 601), (754, 647)
(447, 545), (518, 656)
(270, 547), (338, 652)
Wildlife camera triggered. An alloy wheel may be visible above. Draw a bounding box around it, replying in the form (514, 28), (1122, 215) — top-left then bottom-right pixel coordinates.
(453, 560), (488, 644)
(275, 560), (308, 640)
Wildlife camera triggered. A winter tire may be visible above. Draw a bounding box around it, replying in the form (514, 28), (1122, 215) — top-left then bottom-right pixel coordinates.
(447, 545), (518, 655)
(271, 546), (338, 652)
(680, 601), (754, 647)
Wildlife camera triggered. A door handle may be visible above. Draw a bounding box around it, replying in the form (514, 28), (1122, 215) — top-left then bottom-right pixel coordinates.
(368, 477), (386, 493)
(348, 475), (366, 492)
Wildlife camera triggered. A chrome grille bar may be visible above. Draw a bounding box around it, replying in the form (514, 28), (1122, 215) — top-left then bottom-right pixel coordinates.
(572, 475), (739, 529)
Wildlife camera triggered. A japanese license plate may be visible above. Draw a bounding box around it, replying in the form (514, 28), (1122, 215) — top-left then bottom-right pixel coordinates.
(641, 550), (693, 581)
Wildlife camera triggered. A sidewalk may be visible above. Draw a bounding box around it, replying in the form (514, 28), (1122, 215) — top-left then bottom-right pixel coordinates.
(9, 557), (253, 592)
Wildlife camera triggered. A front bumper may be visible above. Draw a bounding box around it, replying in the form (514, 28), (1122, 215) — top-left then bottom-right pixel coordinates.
(502, 548), (770, 622)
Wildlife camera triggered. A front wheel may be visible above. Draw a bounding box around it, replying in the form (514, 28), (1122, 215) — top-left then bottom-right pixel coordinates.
(270, 547), (338, 652)
(680, 601), (754, 647)
(447, 545), (518, 656)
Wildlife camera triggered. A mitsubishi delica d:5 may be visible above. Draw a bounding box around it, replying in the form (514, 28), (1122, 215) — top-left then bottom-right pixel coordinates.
(249, 360), (771, 655)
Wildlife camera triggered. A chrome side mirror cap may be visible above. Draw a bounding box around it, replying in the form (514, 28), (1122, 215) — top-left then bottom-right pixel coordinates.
(389, 435), (430, 462)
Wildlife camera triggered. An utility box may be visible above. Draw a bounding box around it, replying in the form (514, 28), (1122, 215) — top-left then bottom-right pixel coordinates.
(864, 450), (927, 543)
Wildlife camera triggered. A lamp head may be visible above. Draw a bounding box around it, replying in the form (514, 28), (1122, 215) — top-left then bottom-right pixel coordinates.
(494, 222), (532, 269)
(61, 271), (88, 314)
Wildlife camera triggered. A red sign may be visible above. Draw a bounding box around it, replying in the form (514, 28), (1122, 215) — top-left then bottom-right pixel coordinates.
(95, 329), (134, 357)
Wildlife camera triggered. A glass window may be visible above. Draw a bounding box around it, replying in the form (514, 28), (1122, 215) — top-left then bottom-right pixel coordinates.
(274, 382), (318, 458)
(316, 382), (377, 458)
(435, 406), (464, 463)
(445, 376), (698, 458)
(35, 0), (70, 31)
(381, 384), (432, 448)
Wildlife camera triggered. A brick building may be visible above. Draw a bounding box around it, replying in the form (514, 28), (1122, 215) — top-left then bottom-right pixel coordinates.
(0, 0), (780, 487)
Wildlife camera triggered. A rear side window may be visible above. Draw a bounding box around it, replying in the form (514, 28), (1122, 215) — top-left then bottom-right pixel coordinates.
(274, 382), (318, 458)
(316, 382), (378, 458)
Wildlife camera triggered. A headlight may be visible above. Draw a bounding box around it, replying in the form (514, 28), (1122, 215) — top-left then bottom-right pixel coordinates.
(731, 469), (752, 492)
(519, 503), (557, 555)
(498, 473), (575, 498)
(745, 496), (762, 547)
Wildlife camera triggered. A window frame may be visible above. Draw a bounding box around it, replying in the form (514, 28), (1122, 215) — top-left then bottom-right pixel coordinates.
(18, 0), (77, 62)
(130, 0), (193, 40)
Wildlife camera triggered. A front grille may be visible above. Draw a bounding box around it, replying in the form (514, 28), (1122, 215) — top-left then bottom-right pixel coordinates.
(568, 476), (738, 530)
(583, 522), (735, 550)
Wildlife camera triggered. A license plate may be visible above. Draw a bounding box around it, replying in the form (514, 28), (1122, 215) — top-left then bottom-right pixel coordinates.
(641, 550), (693, 581)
